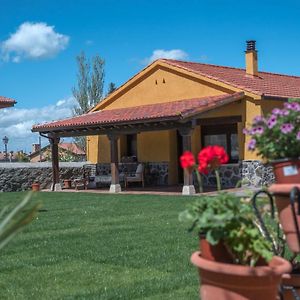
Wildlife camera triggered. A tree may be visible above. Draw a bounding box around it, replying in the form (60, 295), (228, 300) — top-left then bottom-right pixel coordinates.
(107, 82), (116, 95)
(72, 52), (105, 150)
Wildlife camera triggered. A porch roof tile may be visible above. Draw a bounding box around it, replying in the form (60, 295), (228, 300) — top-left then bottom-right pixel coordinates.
(32, 92), (244, 132)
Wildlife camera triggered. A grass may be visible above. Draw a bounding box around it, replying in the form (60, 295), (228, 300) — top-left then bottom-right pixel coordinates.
(0, 192), (199, 299)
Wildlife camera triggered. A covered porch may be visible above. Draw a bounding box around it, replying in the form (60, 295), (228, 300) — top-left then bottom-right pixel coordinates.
(32, 92), (244, 195)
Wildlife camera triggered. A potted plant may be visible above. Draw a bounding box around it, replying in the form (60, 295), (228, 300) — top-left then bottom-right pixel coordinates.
(251, 188), (300, 300)
(245, 100), (300, 253)
(179, 147), (292, 299)
(31, 180), (40, 192)
(244, 99), (300, 184)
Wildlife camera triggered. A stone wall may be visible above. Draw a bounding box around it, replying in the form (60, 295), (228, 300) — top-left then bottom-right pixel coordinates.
(0, 162), (86, 192)
(198, 160), (275, 188)
(0, 160), (274, 192)
(95, 162), (169, 186)
(241, 160), (274, 187)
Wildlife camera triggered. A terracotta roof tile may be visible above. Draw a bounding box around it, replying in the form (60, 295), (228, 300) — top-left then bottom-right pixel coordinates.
(162, 59), (300, 98)
(0, 96), (16, 108)
(32, 92), (244, 132)
(59, 143), (85, 155)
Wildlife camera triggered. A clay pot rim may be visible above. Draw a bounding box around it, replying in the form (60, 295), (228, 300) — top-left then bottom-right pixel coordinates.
(191, 251), (291, 277)
(270, 158), (300, 164)
(269, 183), (300, 195)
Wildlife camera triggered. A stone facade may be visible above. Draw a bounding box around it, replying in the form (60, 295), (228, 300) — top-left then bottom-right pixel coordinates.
(95, 162), (169, 186)
(0, 162), (86, 192)
(241, 160), (274, 187)
(0, 160), (274, 192)
(198, 160), (275, 188)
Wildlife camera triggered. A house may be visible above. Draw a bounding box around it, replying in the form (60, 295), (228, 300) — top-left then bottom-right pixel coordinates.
(29, 143), (86, 162)
(0, 96), (16, 109)
(32, 41), (298, 193)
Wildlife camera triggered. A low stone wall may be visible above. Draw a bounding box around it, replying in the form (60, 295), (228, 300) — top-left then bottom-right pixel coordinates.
(199, 160), (275, 188)
(95, 162), (169, 186)
(201, 163), (241, 188)
(0, 160), (274, 192)
(241, 160), (274, 187)
(0, 162), (86, 192)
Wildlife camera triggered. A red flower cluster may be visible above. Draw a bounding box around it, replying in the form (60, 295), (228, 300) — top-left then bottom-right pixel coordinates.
(198, 145), (229, 174)
(180, 151), (195, 169)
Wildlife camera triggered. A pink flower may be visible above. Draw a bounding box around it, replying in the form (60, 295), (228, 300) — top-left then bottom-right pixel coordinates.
(281, 123), (294, 134)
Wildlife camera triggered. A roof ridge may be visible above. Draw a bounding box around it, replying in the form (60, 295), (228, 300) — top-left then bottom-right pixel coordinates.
(161, 58), (300, 79)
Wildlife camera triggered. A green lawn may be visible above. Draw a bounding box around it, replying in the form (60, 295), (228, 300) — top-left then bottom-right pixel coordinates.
(0, 192), (199, 299)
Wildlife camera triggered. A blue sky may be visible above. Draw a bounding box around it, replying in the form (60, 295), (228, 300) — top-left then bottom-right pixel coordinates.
(1, 0), (300, 151)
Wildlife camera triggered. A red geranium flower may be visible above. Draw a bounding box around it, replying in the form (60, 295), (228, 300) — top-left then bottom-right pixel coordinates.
(197, 145), (229, 174)
(198, 161), (209, 175)
(180, 151), (195, 169)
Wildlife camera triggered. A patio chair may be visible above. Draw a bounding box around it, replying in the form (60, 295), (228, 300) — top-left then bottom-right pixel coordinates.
(124, 163), (145, 188)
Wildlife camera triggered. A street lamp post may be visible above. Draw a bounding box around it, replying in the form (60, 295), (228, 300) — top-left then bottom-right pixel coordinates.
(3, 136), (9, 162)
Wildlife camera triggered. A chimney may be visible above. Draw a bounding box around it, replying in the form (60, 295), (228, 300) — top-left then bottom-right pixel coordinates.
(32, 143), (41, 153)
(245, 40), (258, 76)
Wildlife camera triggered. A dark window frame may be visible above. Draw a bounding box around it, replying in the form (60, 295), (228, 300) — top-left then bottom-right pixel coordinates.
(201, 123), (239, 163)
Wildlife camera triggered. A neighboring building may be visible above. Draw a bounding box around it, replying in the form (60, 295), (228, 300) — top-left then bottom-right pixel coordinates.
(0, 151), (28, 162)
(0, 96), (16, 109)
(29, 143), (86, 162)
(32, 41), (300, 192)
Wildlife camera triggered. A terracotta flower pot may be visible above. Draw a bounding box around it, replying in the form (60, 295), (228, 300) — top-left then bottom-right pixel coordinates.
(199, 234), (233, 263)
(271, 159), (300, 184)
(281, 272), (300, 300)
(269, 184), (300, 253)
(32, 182), (40, 192)
(191, 251), (291, 300)
(63, 179), (72, 189)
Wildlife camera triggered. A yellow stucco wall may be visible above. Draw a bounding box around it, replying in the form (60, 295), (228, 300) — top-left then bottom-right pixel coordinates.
(243, 98), (262, 160)
(101, 67), (228, 110)
(261, 99), (284, 114)
(97, 135), (110, 163)
(87, 135), (100, 163)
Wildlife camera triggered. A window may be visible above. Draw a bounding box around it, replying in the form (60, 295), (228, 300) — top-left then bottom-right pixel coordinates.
(202, 124), (239, 163)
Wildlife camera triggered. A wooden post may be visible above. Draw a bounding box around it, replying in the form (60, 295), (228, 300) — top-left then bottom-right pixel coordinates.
(179, 127), (195, 195)
(49, 135), (61, 191)
(108, 134), (121, 193)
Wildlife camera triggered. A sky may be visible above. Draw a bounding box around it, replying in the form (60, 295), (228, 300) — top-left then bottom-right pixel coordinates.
(1, 0), (300, 151)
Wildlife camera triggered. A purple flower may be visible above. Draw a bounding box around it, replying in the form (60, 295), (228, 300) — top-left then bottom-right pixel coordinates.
(243, 128), (250, 135)
(253, 115), (264, 124)
(267, 115), (277, 129)
(253, 126), (264, 135)
(247, 139), (256, 151)
(297, 131), (300, 140)
(272, 108), (282, 115)
(281, 123), (294, 134)
(281, 109), (290, 116)
(284, 102), (300, 111)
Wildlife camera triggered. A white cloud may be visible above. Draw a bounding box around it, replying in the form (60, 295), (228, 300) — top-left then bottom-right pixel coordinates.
(144, 49), (188, 64)
(1, 22), (69, 62)
(0, 97), (76, 152)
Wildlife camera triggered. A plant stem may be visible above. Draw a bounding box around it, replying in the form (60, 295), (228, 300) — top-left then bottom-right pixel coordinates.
(195, 171), (203, 193)
(215, 169), (221, 191)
